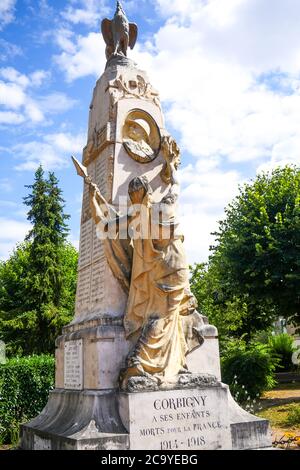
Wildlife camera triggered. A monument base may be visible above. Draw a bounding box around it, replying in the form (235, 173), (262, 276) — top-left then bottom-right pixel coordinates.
(19, 389), (128, 450)
(19, 383), (272, 450)
(55, 316), (222, 390)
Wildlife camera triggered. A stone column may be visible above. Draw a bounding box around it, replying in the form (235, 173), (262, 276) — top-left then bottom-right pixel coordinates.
(55, 61), (171, 391)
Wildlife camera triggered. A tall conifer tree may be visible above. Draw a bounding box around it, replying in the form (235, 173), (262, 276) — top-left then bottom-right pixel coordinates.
(24, 168), (70, 308)
(0, 166), (77, 355)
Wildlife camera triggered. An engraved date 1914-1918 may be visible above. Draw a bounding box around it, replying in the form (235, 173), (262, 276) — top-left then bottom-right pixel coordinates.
(160, 436), (206, 450)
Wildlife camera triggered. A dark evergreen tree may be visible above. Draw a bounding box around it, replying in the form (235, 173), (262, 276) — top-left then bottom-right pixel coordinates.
(24, 167), (70, 308)
(0, 166), (77, 355)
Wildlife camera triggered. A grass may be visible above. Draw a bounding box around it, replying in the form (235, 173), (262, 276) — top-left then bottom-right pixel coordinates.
(257, 403), (300, 429)
(257, 402), (300, 449)
(285, 405), (300, 427)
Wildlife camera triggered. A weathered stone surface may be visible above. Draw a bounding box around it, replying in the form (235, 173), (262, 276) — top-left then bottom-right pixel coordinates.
(118, 385), (232, 450)
(33, 435), (51, 450)
(123, 373), (219, 393)
(186, 335), (221, 380)
(55, 325), (134, 390)
(20, 384), (272, 450)
(176, 373), (218, 389)
(124, 376), (160, 393)
(227, 391), (272, 450)
(55, 320), (221, 392)
(19, 389), (129, 450)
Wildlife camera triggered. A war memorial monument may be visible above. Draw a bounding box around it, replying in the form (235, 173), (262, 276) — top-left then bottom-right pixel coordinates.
(19, 2), (273, 451)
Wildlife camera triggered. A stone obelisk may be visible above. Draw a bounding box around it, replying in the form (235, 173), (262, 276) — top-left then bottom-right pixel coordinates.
(55, 14), (175, 392)
(55, 2), (219, 393)
(20, 2), (272, 450)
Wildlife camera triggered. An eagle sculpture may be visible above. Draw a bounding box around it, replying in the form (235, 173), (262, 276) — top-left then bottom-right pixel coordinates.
(101, 1), (138, 60)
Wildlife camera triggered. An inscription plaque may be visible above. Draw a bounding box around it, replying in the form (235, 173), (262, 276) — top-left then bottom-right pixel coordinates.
(119, 386), (232, 450)
(64, 339), (83, 390)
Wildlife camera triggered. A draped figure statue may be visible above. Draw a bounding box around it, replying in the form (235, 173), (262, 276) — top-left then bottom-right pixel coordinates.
(88, 136), (205, 389)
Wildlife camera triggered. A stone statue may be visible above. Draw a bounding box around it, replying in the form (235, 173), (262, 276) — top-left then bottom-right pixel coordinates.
(101, 1), (138, 60)
(87, 137), (206, 390)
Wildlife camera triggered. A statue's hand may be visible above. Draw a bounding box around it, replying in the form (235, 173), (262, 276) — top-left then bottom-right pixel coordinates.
(89, 182), (100, 197)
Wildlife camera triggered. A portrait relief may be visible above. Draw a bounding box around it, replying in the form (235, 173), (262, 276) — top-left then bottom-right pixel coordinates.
(122, 109), (161, 163)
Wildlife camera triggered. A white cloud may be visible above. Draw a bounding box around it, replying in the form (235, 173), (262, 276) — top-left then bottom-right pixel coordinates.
(61, 0), (109, 26)
(0, 67), (30, 87)
(54, 29), (76, 54)
(0, 218), (31, 260)
(0, 0), (16, 29)
(0, 67), (75, 125)
(30, 70), (50, 87)
(54, 32), (105, 82)
(0, 218), (29, 240)
(54, 1), (300, 167)
(178, 164), (241, 262)
(0, 80), (27, 108)
(52, 0), (300, 261)
(155, 0), (205, 18)
(38, 93), (77, 114)
(0, 39), (22, 61)
(257, 136), (300, 174)
(0, 242), (16, 260)
(0, 111), (25, 124)
(13, 132), (86, 172)
(131, 42), (300, 169)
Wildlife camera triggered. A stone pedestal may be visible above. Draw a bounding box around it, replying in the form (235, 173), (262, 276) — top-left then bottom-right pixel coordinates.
(54, 317), (221, 391)
(20, 383), (272, 450)
(20, 389), (128, 450)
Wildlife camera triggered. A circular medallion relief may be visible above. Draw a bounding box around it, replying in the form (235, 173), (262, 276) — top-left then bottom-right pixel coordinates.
(122, 109), (161, 163)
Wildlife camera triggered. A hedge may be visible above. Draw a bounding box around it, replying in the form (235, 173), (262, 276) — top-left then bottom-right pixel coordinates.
(221, 339), (279, 403)
(0, 355), (55, 445)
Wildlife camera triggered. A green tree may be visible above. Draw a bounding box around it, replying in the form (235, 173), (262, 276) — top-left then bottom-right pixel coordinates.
(0, 167), (78, 355)
(190, 263), (248, 345)
(210, 165), (300, 335)
(24, 167), (70, 308)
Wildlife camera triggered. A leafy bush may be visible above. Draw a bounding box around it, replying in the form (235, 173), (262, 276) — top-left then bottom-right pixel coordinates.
(0, 354), (54, 445)
(221, 339), (278, 403)
(268, 333), (297, 372)
(284, 405), (300, 427)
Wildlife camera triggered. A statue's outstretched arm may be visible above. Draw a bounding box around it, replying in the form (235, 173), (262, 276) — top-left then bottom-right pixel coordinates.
(89, 183), (108, 226)
(72, 155), (119, 226)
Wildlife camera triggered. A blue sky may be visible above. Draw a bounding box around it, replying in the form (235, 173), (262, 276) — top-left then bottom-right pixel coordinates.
(1, 0), (300, 263)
